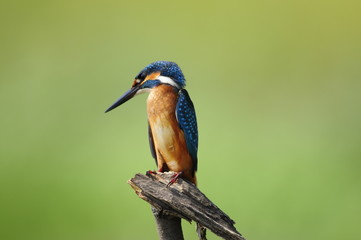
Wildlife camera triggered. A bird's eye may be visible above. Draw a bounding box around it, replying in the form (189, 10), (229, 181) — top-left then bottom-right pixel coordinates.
(135, 72), (146, 82)
(139, 72), (147, 80)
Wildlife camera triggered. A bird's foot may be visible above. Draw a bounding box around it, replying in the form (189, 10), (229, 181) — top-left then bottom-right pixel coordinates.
(146, 166), (166, 176)
(166, 171), (183, 187)
(146, 170), (157, 176)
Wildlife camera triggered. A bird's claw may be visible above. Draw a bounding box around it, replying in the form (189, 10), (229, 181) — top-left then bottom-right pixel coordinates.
(166, 172), (182, 187)
(146, 170), (157, 176)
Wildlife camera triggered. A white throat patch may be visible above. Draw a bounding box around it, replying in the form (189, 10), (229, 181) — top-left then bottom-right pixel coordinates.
(135, 88), (151, 96)
(157, 76), (180, 89)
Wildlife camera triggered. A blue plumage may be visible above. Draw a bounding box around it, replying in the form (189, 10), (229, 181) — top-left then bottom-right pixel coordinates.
(141, 79), (161, 89)
(176, 89), (198, 171)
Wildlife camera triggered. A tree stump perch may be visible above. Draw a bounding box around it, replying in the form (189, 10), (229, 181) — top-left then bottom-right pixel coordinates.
(128, 172), (246, 240)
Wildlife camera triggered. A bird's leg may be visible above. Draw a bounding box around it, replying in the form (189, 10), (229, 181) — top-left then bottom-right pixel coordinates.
(166, 171), (183, 187)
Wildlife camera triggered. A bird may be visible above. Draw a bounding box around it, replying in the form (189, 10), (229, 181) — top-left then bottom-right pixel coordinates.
(105, 61), (198, 185)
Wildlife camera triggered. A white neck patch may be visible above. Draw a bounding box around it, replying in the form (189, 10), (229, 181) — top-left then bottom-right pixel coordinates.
(157, 76), (180, 89)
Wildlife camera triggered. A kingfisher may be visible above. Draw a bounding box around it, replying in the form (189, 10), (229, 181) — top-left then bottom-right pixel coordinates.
(105, 61), (198, 185)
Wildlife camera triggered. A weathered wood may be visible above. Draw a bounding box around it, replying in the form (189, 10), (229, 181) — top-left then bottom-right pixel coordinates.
(128, 172), (246, 240)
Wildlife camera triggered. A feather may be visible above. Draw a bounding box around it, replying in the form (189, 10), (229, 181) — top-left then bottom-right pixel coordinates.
(148, 123), (157, 165)
(176, 89), (198, 172)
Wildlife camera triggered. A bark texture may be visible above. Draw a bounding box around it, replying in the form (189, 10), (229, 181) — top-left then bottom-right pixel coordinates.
(128, 172), (245, 240)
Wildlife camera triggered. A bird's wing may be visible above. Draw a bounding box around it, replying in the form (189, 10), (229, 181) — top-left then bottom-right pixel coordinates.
(148, 123), (157, 165)
(176, 89), (198, 171)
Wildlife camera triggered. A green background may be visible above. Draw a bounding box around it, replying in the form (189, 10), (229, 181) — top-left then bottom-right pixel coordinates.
(1, 1), (360, 239)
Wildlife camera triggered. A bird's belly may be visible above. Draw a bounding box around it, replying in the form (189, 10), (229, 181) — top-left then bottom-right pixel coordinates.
(151, 117), (190, 172)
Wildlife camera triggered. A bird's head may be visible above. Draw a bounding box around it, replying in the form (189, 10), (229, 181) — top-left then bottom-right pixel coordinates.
(105, 61), (185, 113)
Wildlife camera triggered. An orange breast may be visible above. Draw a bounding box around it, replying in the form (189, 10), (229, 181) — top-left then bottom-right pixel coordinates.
(147, 85), (196, 183)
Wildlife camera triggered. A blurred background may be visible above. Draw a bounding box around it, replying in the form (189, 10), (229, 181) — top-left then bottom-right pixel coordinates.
(1, 0), (360, 239)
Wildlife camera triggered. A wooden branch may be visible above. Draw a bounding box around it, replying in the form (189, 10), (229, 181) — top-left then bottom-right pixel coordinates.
(151, 206), (184, 240)
(128, 172), (246, 240)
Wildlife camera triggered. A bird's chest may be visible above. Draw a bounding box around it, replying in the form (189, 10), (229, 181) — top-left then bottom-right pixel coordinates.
(147, 85), (178, 120)
(147, 86), (180, 151)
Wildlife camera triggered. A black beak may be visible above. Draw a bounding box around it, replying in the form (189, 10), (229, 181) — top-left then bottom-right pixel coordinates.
(105, 86), (139, 113)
